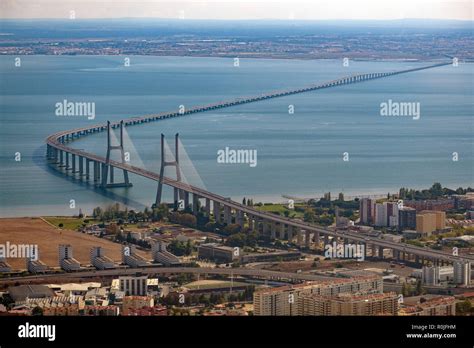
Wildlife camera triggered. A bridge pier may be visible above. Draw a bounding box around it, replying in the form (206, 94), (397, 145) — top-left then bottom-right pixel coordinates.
(213, 201), (221, 224)
(65, 151), (70, 170)
(379, 246), (384, 259)
(173, 188), (179, 210)
(270, 222), (277, 240)
(287, 225), (293, 242)
(71, 154), (76, 174)
(248, 215), (255, 230)
(109, 166), (114, 183)
(78, 156), (84, 178)
(305, 230), (311, 248)
(93, 161), (100, 185)
(236, 210), (244, 228)
(224, 206), (232, 225)
(314, 231), (320, 246)
(361, 242), (367, 259)
(279, 223), (285, 239)
(85, 159), (90, 180)
(263, 221), (270, 236)
(296, 228), (303, 247)
(58, 150), (64, 167)
(184, 191), (190, 210)
(205, 198), (211, 216)
(192, 194), (199, 215)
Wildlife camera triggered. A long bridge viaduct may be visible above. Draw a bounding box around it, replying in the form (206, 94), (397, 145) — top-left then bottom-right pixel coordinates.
(46, 61), (472, 267)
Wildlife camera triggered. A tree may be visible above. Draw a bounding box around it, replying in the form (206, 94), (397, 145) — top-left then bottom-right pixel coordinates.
(32, 306), (43, 316)
(151, 203), (169, 222)
(226, 233), (246, 248)
(415, 280), (424, 295)
(456, 300), (472, 315)
(185, 240), (193, 255)
(303, 208), (316, 223)
(223, 223), (241, 235)
(401, 283), (412, 297)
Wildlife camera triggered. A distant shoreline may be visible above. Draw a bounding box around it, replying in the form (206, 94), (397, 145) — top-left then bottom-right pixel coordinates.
(0, 53), (466, 63)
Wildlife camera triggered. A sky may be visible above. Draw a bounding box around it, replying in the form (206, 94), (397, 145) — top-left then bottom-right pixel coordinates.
(1, 0), (472, 20)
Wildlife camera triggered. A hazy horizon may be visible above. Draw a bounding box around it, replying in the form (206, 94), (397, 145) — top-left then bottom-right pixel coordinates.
(1, 0), (472, 21)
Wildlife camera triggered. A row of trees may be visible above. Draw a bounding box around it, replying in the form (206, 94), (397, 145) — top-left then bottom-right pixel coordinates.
(399, 183), (473, 200)
(168, 212), (197, 228)
(115, 232), (151, 248)
(92, 203), (169, 223)
(159, 285), (255, 307)
(401, 280), (425, 297)
(168, 240), (194, 256)
(303, 208), (334, 226)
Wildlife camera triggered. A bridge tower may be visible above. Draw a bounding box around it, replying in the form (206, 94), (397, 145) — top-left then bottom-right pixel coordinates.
(101, 120), (132, 188)
(155, 133), (184, 209)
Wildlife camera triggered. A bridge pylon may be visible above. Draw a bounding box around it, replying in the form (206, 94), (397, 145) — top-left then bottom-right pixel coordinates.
(101, 120), (133, 188)
(155, 133), (183, 209)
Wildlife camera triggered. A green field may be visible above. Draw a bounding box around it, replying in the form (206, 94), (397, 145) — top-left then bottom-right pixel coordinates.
(42, 216), (93, 230)
(254, 203), (305, 218)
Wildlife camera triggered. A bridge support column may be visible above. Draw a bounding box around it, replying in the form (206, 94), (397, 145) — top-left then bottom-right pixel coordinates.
(314, 231), (320, 246)
(71, 154), (76, 174)
(379, 246), (384, 259)
(58, 150), (64, 167)
(111, 165), (116, 183)
(192, 194), (199, 215)
(78, 156), (84, 178)
(213, 201), (221, 224)
(184, 191), (190, 210)
(371, 244), (377, 258)
(205, 198), (211, 216)
(85, 159), (90, 180)
(279, 224), (285, 239)
(223, 206), (231, 225)
(296, 228), (303, 247)
(305, 230), (311, 248)
(65, 151), (70, 170)
(46, 144), (52, 160)
(287, 225), (293, 242)
(263, 221), (270, 236)
(173, 188), (179, 210)
(236, 210), (244, 228)
(361, 243), (367, 260)
(93, 161), (99, 184)
(248, 216), (254, 230)
(270, 222), (276, 240)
